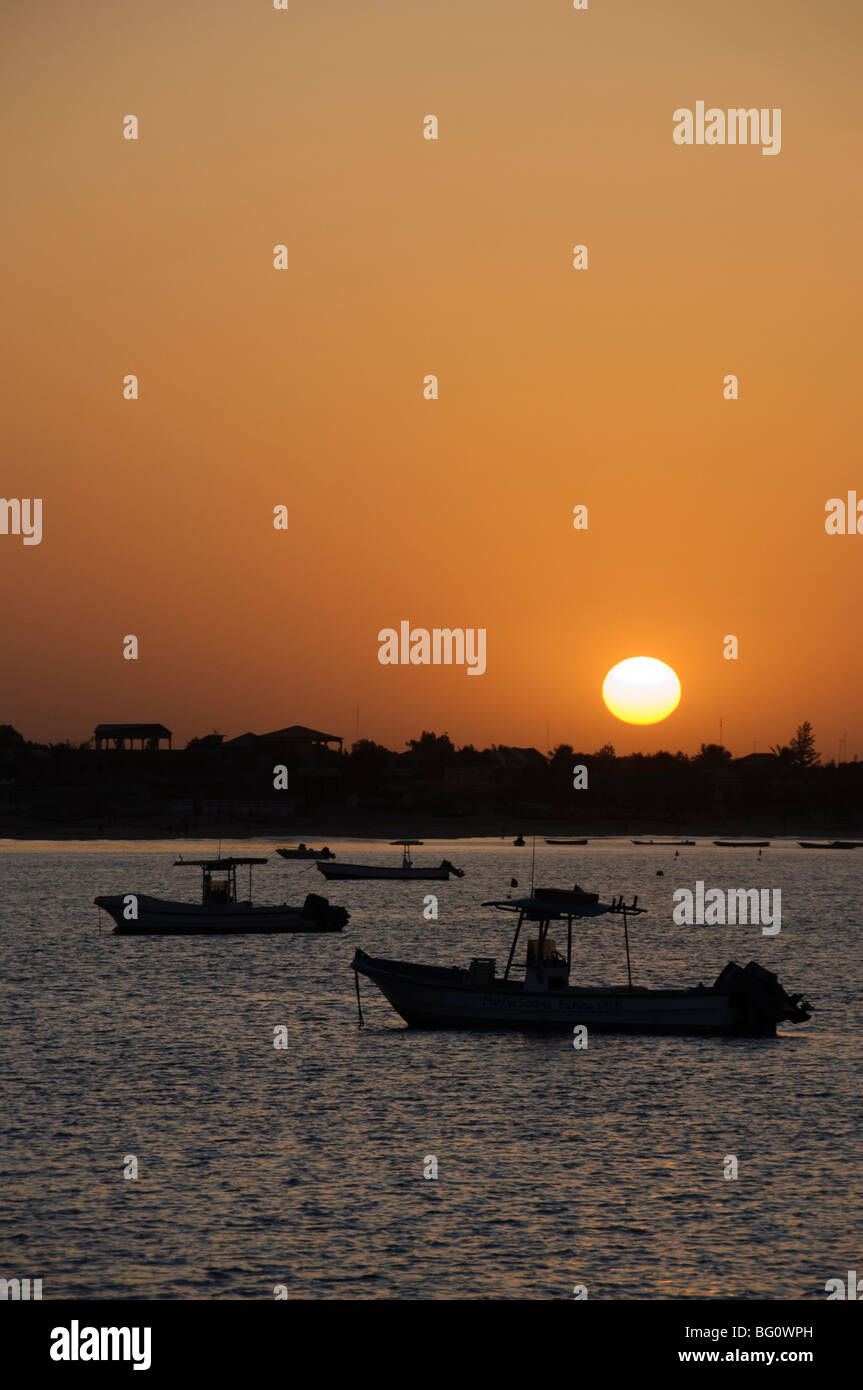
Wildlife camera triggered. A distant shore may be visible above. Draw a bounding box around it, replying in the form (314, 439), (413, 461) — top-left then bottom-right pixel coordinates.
(1, 815), (860, 843)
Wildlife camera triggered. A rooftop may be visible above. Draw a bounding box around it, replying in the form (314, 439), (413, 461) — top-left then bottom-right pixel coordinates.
(94, 723), (172, 739)
(224, 725), (341, 746)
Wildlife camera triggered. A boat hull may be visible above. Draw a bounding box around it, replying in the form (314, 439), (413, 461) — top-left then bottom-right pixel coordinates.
(714, 841), (769, 848)
(317, 862), (453, 881)
(95, 894), (348, 934)
(632, 840), (695, 846)
(352, 952), (777, 1036)
(798, 841), (856, 850)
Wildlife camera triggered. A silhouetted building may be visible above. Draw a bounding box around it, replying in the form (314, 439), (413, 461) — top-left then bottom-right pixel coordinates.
(94, 723), (172, 751)
(223, 725), (342, 759)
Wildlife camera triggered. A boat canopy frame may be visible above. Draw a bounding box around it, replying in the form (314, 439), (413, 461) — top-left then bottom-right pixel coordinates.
(173, 856), (269, 905)
(389, 839), (425, 867)
(482, 893), (647, 991)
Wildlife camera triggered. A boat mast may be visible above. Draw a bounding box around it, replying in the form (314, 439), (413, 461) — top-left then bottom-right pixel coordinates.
(621, 899), (633, 992)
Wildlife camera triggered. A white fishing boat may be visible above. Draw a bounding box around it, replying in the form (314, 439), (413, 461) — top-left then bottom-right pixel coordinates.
(317, 840), (464, 882)
(352, 886), (812, 1036)
(95, 856), (349, 934)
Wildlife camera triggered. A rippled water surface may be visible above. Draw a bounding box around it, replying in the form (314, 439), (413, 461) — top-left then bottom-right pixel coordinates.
(2, 838), (861, 1299)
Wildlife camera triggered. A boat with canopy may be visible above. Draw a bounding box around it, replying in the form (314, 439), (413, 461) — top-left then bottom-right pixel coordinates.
(95, 856), (349, 934)
(352, 885), (811, 1035)
(276, 844), (336, 860)
(317, 841), (464, 881)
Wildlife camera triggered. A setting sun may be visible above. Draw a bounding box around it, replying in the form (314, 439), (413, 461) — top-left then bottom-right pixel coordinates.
(602, 657), (681, 726)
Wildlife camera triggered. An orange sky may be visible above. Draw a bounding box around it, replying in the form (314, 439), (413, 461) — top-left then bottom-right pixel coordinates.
(2, 0), (861, 758)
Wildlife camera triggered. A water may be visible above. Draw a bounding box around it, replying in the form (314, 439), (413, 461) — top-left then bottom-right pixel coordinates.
(1, 838), (861, 1299)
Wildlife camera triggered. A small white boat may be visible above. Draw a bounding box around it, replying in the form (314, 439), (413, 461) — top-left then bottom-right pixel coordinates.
(317, 841), (464, 882)
(95, 856), (349, 934)
(352, 886), (811, 1036)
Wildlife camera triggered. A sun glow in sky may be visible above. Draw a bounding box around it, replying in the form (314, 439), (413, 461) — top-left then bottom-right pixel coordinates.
(602, 658), (682, 726)
(1, 1), (861, 756)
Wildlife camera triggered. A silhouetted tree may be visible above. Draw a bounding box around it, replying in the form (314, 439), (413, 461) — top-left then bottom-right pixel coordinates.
(453, 743), (494, 763)
(185, 731), (224, 749)
(770, 723), (818, 768)
(548, 743), (574, 774)
(694, 743), (732, 766)
(790, 721), (819, 768)
(346, 738), (392, 793)
(406, 731), (455, 779)
(349, 738), (391, 762)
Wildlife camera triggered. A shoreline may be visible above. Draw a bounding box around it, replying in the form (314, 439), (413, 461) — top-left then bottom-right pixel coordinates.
(1, 817), (861, 843)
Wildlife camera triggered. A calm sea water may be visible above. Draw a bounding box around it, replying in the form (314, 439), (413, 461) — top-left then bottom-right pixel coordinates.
(1, 837), (861, 1300)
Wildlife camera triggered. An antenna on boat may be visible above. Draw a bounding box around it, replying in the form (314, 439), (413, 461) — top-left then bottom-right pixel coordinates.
(353, 966), (365, 1027)
(530, 834), (536, 894)
(623, 903), (633, 994)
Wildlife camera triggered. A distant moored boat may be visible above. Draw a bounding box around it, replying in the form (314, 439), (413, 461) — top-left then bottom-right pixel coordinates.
(714, 840), (770, 848)
(798, 841), (858, 850)
(317, 840), (464, 882)
(95, 856), (349, 934)
(632, 839), (695, 846)
(276, 844), (336, 860)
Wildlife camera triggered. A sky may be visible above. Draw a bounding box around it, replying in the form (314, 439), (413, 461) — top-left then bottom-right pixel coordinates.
(1, 0), (861, 759)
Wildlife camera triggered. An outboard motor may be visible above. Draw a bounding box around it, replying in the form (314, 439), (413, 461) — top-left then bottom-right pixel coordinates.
(303, 892), (350, 930)
(742, 962), (812, 1023)
(714, 960), (812, 1029)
